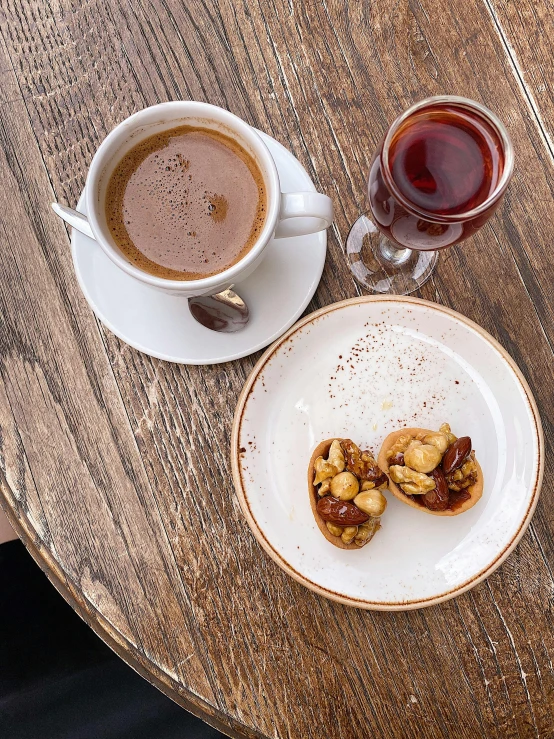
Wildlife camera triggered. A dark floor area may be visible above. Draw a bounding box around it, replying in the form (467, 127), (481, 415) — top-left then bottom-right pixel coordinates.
(0, 540), (228, 739)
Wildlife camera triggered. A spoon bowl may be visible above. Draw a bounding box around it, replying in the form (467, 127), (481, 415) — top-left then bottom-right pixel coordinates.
(188, 288), (249, 333)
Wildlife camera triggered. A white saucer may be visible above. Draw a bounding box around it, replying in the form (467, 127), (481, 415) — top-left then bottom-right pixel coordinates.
(71, 131), (327, 364)
(232, 297), (543, 610)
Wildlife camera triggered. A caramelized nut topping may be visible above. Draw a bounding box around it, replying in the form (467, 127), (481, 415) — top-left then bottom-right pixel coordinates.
(313, 457), (337, 486)
(381, 423), (480, 515)
(342, 440), (385, 482)
(311, 438), (388, 547)
(389, 465), (436, 494)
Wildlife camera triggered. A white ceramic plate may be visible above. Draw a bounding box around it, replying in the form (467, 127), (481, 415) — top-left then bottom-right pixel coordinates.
(71, 131), (326, 365)
(232, 297), (543, 610)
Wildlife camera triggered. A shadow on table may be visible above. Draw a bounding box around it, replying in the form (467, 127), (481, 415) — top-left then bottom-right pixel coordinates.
(0, 540), (228, 739)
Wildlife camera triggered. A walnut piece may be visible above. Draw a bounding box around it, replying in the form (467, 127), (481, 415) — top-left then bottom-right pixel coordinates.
(328, 439), (345, 473)
(313, 439), (345, 485)
(341, 526), (358, 545)
(389, 465), (436, 494)
(342, 439), (386, 483)
(313, 457), (337, 486)
(354, 519), (381, 547)
(326, 521), (343, 537)
(318, 478), (331, 497)
(439, 423), (457, 446)
(385, 434), (413, 462)
(446, 453), (478, 491)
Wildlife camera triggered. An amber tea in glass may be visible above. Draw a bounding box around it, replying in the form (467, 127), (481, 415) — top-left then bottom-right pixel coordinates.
(346, 96), (514, 294)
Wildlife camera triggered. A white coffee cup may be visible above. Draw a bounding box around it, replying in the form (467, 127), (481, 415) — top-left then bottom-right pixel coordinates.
(85, 101), (333, 297)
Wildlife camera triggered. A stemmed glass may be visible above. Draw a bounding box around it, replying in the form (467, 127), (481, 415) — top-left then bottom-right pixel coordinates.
(346, 96), (514, 295)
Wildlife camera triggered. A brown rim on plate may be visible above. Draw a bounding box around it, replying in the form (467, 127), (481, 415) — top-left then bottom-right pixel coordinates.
(230, 296), (544, 610)
(377, 428), (483, 516)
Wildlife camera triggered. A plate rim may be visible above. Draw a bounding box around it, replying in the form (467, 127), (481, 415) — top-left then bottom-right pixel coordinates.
(231, 295), (544, 610)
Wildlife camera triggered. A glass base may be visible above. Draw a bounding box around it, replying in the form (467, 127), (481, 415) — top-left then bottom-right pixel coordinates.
(346, 214), (438, 295)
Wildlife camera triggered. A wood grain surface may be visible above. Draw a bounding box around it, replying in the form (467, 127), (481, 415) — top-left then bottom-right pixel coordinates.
(1, 1), (553, 737)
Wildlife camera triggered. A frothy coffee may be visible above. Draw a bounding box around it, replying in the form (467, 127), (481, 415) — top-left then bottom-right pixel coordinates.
(106, 125), (266, 280)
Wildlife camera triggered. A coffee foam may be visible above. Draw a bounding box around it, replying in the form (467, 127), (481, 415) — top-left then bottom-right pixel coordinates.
(105, 125), (267, 280)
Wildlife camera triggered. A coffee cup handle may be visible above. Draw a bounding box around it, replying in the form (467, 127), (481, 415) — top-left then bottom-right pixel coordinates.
(274, 192), (334, 239)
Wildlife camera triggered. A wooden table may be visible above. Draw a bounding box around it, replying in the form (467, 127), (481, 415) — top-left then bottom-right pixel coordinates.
(1, 1), (554, 737)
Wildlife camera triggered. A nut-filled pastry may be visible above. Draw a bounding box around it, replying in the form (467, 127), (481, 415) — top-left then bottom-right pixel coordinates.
(308, 439), (388, 549)
(378, 423), (483, 516)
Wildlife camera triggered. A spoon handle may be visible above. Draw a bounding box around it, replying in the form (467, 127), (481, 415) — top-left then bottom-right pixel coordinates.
(51, 203), (96, 241)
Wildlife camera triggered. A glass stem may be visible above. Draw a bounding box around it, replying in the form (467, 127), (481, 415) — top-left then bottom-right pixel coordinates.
(378, 236), (414, 267)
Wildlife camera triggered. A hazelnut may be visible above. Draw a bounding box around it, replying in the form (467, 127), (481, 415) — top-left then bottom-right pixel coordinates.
(353, 489), (387, 517)
(422, 431), (449, 455)
(403, 440), (442, 473)
(330, 471), (360, 500)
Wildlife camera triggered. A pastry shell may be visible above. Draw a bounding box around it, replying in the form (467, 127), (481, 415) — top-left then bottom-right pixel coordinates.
(377, 428), (483, 516)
